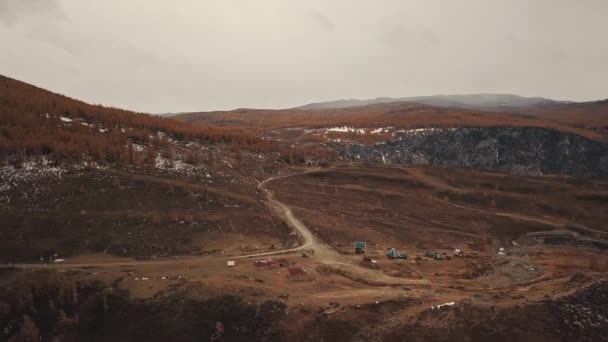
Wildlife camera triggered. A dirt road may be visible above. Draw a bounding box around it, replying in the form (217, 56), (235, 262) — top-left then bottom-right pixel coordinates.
(239, 169), (338, 259)
(407, 168), (603, 233)
(245, 170), (429, 286)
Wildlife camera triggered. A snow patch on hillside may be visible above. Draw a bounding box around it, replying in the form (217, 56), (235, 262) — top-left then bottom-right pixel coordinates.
(132, 144), (145, 152)
(371, 127), (393, 134)
(153, 153), (213, 181)
(0, 161), (67, 203)
(326, 126), (366, 134)
(395, 128), (457, 135)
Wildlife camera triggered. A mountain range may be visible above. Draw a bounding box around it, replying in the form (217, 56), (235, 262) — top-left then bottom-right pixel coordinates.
(296, 93), (564, 112)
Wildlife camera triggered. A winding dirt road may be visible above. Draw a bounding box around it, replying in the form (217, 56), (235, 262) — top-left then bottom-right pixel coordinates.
(244, 170), (429, 286)
(239, 169), (337, 259)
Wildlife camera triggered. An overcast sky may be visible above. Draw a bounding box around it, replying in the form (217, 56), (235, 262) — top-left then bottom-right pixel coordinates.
(2, 0), (607, 113)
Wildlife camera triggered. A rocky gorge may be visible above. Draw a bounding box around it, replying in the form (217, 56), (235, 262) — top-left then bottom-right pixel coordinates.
(337, 127), (608, 177)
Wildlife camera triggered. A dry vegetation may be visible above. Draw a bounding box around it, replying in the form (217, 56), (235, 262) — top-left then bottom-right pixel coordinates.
(0, 75), (332, 165)
(269, 164), (608, 251)
(0, 76), (250, 161)
(176, 101), (608, 143)
(0, 167), (293, 263)
(528, 100), (608, 132)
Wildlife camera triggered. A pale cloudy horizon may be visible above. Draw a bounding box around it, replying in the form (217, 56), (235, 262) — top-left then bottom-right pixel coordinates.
(1, 0), (607, 113)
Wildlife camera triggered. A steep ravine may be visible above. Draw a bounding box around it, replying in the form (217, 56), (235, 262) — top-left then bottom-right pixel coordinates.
(335, 127), (608, 177)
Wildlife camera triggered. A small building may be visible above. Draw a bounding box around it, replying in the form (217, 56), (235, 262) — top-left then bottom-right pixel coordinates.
(254, 258), (280, 269)
(425, 250), (445, 260)
(387, 248), (407, 259)
(227, 260), (236, 267)
(287, 265), (306, 276)
(354, 241), (367, 254)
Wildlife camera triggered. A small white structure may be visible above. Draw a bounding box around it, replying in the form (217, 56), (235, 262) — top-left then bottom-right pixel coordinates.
(227, 260), (236, 267)
(432, 302), (455, 310)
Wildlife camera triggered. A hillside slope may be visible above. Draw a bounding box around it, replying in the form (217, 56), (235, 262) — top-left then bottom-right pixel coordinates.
(0, 75), (299, 263)
(175, 101), (608, 143)
(0, 75), (259, 165)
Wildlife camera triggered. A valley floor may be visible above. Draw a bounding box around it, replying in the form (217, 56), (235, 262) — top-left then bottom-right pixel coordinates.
(2, 163), (607, 341)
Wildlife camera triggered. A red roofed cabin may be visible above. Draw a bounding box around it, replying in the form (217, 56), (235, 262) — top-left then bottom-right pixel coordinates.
(254, 258), (280, 270)
(287, 265), (306, 276)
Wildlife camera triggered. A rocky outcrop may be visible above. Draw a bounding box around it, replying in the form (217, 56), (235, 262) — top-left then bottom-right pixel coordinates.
(336, 127), (608, 177)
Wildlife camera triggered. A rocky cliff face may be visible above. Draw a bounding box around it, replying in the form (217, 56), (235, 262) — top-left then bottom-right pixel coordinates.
(336, 127), (608, 177)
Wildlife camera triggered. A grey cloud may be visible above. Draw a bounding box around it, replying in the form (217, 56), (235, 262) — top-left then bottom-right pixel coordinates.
(1, 0), (607, 113)
(309, 9), (333, 32)
(0, 0), (66, 26)
(0, 0), (75, 54)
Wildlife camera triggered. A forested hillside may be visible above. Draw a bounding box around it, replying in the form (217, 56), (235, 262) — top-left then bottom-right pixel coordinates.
(0, 75), (264, 165)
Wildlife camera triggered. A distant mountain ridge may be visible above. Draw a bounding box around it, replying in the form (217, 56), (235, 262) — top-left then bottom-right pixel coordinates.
(297, 94), (564, 112)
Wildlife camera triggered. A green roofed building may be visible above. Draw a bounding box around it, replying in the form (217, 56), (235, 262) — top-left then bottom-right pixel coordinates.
(354, 242), (366, 254)
(433, 253), (445, 260)
(387, 248), (407, 259)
